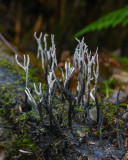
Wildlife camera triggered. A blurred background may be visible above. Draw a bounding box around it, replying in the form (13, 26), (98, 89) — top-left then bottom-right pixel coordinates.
(0, 0), (128, 101)
(0, 0), (128, 57)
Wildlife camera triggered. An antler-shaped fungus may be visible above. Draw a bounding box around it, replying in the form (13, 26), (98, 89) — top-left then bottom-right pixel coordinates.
(62, 62), (75, 88)
(15, 54), (30, 88)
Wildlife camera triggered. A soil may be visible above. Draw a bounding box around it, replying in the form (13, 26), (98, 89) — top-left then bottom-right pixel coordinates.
(12, 115), (127, 160)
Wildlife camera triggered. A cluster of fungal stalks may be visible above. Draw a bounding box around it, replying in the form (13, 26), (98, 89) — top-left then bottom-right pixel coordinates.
(73, 38), (99, 108)
(15, 33), (128, 151)
(15, 32), (99, 134)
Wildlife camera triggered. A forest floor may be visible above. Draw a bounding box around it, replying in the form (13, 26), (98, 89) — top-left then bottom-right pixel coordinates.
(0, 41), (128, 159)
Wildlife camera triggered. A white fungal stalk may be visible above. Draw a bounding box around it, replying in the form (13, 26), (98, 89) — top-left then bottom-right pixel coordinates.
(73, 37), (99, 105)
(73, 38), (88, 71)
(90, 88), (95, 101)
(47, 70), (56, 104)
(50, 35), (57, 71)
(43, 33), (48, 52)
(62, 62), (75, 88)
(93, 48), (99, 102)
(73, 38), (88, 105)
(15, 54), (30, 88)
(33, 83), (43, 103)
(25, 83), (43, 107)
(86, 51), (94, 101)
(25, 87), (37, 106)
(34, 32), (45, 71)
(86, 48), (99, 102)
(34, 32), (57, 74)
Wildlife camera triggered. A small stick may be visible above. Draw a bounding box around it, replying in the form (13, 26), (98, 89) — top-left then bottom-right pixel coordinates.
(0, 33), (23, 60)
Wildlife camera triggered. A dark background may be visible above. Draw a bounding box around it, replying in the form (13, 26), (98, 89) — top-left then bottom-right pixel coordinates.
(0, 0), (128, 59)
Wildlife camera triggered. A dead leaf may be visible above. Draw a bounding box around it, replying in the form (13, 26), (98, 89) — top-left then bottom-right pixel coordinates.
(88, 142), (96, 145)
(113, 142), (118, 148)
(125, 138), (128, 147)
(18, 105), (22, 112)
(102, 158), (113, 160)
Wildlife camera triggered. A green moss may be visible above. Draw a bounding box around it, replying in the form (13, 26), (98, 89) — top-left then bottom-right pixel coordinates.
(0, 84), (15, 118)
(103, 100), (117, 127)
(3, 112), (39, 158)
(0, 59), (14, 68)
(75, 106), (83, 112)
(5, 131), (39, 158)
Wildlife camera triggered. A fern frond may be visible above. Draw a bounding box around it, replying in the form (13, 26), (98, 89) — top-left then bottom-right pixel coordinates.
(73, 5), (128, 38)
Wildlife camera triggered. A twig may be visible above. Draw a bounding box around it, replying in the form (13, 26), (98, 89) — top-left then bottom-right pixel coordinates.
(0, 33), (23, 60)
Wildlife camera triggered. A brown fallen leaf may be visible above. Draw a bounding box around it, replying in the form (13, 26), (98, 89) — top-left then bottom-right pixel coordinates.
(58, 62), (65, 67)
(102, 157), (113, 160)
(113, 142), (118, 148)
(88, 142), (96, 145)
(125, 138), (128, 147)
(18, 105), (22, 112)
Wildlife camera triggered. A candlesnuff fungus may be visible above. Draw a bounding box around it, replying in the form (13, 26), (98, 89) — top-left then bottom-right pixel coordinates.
(33, 83), (43, 103)
(25, 87), (37, 106)
(34, 32), (45, 71)
(73, 37), (99, 107)
(15, 54), (30, 88)
(92, 48), (99, 104)
(15, 32), (99, 129)
(47, 70), (56, 104)
(34, 32), (57, 82)
(62, 62), (75, 88)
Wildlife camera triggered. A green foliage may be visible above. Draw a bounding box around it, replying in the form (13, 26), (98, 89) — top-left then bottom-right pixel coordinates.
(118, 56), (128, 65)
(73, 5), (128, 38)
(112, 55), (128, 72)
(102, 77), (119, 97)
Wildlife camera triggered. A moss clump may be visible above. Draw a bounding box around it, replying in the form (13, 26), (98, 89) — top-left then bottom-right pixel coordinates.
(103, 100), (117, 128)
(5, 121), (39, 159)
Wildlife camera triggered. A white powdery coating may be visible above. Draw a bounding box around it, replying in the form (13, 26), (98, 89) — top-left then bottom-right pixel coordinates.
(90, 88), (95, 101)
(73, 37), (88, 71)
(62, 62), (75, 88)
(73, 38), (88, 104)
(34, 32), (57, 73)
(15, 54), (30, 88)
(33, 83), (43, 103)
(25, 87), (37, 106)
(87, 51), (94, 95)
(73, 38), (99, 103)
(34, 32), (45, 71)
(47, 70), (56, 95)
(93, 48), (99, 101)
(25, 84), (43, 106)
(43, 33), (48, 51)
